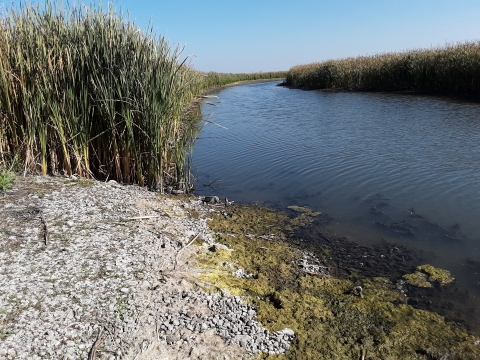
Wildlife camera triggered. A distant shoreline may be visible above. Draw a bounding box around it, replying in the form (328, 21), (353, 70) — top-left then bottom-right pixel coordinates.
(202, 78), (284, 95)
(278, 82), (480, 102)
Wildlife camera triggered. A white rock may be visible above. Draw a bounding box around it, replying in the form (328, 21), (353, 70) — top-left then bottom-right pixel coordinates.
(278, 328), (295, 337)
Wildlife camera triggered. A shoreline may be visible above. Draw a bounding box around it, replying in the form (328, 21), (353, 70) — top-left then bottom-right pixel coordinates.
(278, 82), (480, 102)
(1, 176), (479, 359)
(202, 78), (284, 95)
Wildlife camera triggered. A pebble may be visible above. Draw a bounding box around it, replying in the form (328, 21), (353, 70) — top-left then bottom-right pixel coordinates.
(0, 176), (295, 359)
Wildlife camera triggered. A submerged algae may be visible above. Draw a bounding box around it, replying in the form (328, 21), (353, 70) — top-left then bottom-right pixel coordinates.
(403, 272), (433, 288)
(417, 264), (454, 285)
(195, 204), (479, 359)
(404, 264), (454, 288)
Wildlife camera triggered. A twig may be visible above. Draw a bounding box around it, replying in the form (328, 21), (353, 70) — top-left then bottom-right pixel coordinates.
(40, 215), (49, 246)
(87, 329), (105, 360)
(153, 209), (171, 217)
(203, 118), (228, 130)
(361, 348), (366, 360)
(174, 232), (201, 270)
(124, 215), (160, 221)
(203, 178), (220, 187)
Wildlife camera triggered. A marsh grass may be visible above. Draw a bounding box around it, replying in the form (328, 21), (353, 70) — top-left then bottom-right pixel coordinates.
(0, 1), (287, 190)
(0, 170), (14, 192)
(285, 42), (480, 94)
(0, 1), (207, 190)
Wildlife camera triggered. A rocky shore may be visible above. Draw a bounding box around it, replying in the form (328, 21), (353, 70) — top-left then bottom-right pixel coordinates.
(0, 176), (294, 359)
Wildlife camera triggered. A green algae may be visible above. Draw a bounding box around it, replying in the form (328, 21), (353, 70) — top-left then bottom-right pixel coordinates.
(287, 205), (321, 217)
(195, 205), (480, 359)
(287, 205), (321, 227)
(403, 272), (433, 288)
(404, 264), (454, 288)
(417, 264), (454, 285)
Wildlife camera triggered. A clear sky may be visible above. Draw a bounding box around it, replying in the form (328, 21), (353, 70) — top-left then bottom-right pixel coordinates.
(4, 0), (480, 72)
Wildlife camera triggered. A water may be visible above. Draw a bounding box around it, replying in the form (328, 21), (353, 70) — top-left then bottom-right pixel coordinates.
(193, 81), (480, 331)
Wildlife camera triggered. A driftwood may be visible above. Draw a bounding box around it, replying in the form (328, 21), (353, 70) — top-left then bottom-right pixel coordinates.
(87, 329), (105, 360)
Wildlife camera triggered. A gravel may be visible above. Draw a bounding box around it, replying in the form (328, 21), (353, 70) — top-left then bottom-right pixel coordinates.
(0, 176), (294, 359)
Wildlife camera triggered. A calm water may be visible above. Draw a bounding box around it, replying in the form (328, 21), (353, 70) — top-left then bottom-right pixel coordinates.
(193, 81), (480, 328)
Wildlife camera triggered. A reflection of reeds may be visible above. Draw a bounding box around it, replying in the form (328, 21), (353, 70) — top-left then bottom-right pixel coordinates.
(285, 42), (480, 94)
(0, 2), (286, 191)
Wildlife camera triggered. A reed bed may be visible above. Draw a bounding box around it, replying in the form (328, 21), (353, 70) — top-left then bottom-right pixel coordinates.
(202, 71), (287, 89)
(0, 1), (209, 190)
(285, 42), (480, 94)
(0, 2), (287, 190)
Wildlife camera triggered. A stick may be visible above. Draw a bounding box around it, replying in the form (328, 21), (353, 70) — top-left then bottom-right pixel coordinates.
(174, 232), (201, 270)
(41, 215), (49, 246)
(124, 215), (160, 221)
(203, 178), (221, 189)
(87, 329), (105, 360)
(203, 119), (228, 130)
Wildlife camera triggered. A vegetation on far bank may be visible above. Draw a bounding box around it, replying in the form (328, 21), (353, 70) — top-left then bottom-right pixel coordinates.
(285, 42), (480, 94)
(0, 1), (285, 191)
(202, 71), (287, 89)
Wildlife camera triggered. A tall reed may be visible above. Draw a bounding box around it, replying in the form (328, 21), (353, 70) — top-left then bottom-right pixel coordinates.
(285, 42), (480, 94)
(0, 1), (287, 191)
(0, 1), (205, 190)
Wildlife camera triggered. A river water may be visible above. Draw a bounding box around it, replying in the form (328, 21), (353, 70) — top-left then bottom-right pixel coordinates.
(193, 81), (480, 331)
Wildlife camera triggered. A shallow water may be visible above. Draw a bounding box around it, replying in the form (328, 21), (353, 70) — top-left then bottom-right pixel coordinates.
(193, 82), (480, 331)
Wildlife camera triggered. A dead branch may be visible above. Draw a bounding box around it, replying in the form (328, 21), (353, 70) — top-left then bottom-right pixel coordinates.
(87, 329), (105, 360)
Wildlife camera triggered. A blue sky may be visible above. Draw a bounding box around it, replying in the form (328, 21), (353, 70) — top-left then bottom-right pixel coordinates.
(4, 0), (480, 72)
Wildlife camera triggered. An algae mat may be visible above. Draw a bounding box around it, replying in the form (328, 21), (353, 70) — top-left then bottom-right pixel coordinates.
(195, 205), (480, 359)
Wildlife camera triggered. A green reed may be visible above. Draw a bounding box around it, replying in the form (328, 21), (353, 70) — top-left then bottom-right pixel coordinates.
(285, 42), (480, 94)
(0, 1), (206, 190)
